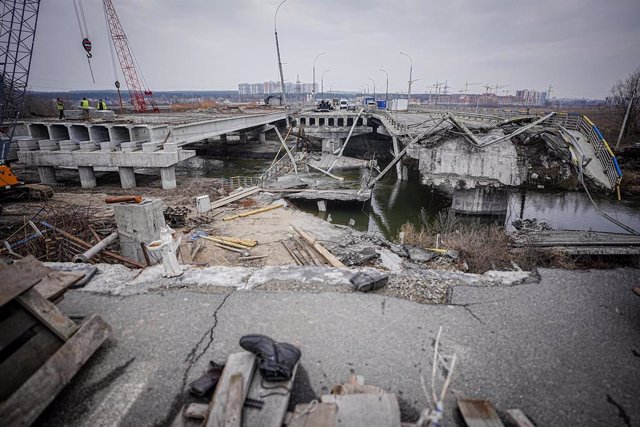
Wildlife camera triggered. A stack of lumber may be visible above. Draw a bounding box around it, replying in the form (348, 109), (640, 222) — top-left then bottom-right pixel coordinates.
(282, 226), (345, 267)
(0, 256), (111, 426)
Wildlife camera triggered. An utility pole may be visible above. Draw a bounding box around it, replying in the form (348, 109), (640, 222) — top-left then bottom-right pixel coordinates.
(616, 88), (637, 149)
(312, 52), (326, 103)
(379, 69), (389, 104)
(369, 78), (376, 101)
(400, 52), (413, 104)
(274, 0), (288, 123)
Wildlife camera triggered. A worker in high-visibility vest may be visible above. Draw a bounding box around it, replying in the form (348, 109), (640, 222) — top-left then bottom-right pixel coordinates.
(56, 97), (64, 120)
(80, 97), (90, 120)
(96, 99), (107, 110)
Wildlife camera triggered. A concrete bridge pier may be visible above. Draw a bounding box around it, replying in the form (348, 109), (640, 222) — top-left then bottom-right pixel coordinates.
(452, 187), (509, 216)
(78, 166), (96, 188)
(317, 200), (327, 212)
(37, 166), (57, 185)
(239, 131), (248, 144)
(119, 167), (136, 189)
(160, 166), (177, 190)
(322, 138), (343, 154)
(258, 131), (266, 143)
(219, 134), (227, 143)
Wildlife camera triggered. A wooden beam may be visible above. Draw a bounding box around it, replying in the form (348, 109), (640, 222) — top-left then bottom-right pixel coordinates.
(457, 398), (505, 427)
(307, 162), (344, 181)
(17, 288), (79, 341)
(292, 226), (345, 268)
(274, 127), (298, 174)
(506, 409), (535, 427)
(210, 187), (262, 210)
(0, 255), (51, 307)
(204, 351), (257, 427)
(0, 314), (111, 426)
(242, 363), (298, 427)
(224, 373), (244, 427)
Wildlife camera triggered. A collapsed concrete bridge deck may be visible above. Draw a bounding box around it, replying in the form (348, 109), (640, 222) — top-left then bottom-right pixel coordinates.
(13, 111), (286, 189)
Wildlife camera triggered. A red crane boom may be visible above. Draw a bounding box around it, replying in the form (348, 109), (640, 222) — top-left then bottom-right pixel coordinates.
(102, 0), (157, 113)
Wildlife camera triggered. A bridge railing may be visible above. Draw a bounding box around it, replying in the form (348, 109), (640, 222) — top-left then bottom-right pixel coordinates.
(578, 115), (622, 192)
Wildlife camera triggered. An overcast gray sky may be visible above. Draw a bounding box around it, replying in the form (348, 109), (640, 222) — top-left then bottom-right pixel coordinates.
(29, 0), (640, 98)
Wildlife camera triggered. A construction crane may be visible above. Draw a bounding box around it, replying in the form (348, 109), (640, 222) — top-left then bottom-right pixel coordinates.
(0, 0), (52, 200)
(462, 82), (482, 94)
(102, 0), (158, 113)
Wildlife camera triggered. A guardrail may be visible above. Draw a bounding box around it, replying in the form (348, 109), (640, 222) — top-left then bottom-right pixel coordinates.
(579, 115), (622, 194)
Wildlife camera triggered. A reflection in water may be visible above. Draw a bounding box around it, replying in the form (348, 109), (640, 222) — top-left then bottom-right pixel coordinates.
(505, 190), (640, 234)
(181, 155), (640, 240)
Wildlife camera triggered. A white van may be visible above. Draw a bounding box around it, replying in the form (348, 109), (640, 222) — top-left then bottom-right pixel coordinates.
(339, 99), (349, 110)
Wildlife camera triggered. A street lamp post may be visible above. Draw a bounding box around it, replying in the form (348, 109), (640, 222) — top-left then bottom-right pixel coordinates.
(274, 0), (288, 116)
(379, 69), (389, 103)
(399, 51), (413, 104)
(369, 78), (376, 101)
(321, 69), (331, 100)
(312, 52), (326, 103)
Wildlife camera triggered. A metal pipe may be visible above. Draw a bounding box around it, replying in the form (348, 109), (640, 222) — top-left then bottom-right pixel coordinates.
(73, 231), (119, 263)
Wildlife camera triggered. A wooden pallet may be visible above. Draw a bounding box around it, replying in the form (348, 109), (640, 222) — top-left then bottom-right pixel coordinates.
(0, 256), (111, 426)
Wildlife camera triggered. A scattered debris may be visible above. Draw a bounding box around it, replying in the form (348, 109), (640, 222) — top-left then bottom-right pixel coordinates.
(163, 206), (190, 228)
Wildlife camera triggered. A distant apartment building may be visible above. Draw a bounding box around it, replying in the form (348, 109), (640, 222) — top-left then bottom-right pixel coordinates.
(515, 89), (548, 106)
(238, 81), (317, 95)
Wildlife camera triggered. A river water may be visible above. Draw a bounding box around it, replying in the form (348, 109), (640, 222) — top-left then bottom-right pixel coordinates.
(176, 156), (640, 241)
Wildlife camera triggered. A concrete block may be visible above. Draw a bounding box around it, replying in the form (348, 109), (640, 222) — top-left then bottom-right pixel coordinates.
(59, 140), (80, 151)
(163, 142), (178, 153)
(17, 139), (38, 151)
(92, 110), (115, 122)
(121, 141), (142, 152)
(160, 166), (176, 190)
(78, 166), (96, 188)
(79, 141), (99, 151)
(112, 199), (166, 264)
(317, 200), (327, 212)
(196, 195), (211, 214)
(142, 142), (161, 152)
(37, 166), (57, 184)
(66, 110), (86, 120)
(119, 167), (136, 189)
(38, 139), (60, 151)
(100, 141), (120, 152)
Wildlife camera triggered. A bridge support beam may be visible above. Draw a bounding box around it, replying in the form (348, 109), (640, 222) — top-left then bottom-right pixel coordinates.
(160, 166), (177, 190)
(119, 167), (136, 189)
(392, 136), (405, 180)
(452, 187), (508, 216)
(258, 131), (266, 143)
(239, 131), (248, 144)
(317, 200), (327, 212)
(78, 166), (96, 188)
(37, 166), (57, 185)
(219, 134), (227, 143)
(322, 138), (343, 154)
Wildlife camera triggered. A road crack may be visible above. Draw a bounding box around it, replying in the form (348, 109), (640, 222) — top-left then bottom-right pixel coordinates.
(606, 394), (632, 427)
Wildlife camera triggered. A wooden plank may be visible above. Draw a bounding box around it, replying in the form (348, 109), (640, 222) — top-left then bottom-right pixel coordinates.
(224, 373), (244, 427)
(287, 402), (337, 427)
(242, 363), (298, 427)
(0, 255), (51, 307)
(0, 303), (38, 353)
(505, 409), (535, 427)
(185, 403), (209, 420)
(17, 288), (79, 341)
(0, 314), (111, 426)
(210, 187), (261, 209)
(0, 325), (62, 402)
(320, 393), (401, 427)
(205, 351), (257, 427)
(292, 226), (345, 268)
(34, 270), (85, 301)
(457, 398), (505, 427)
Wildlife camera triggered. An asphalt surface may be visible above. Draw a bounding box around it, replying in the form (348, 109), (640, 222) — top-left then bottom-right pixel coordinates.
(34, 267), (640, 426)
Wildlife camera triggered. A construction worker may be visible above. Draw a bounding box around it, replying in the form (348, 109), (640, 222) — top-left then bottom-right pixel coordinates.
(56, 97), (64, 120)
(97, 99), (107, 110)
(80, 97), (90, 120)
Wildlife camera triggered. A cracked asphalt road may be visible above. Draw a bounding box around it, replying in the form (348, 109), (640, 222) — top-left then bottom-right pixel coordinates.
(34, 268), (640, 426)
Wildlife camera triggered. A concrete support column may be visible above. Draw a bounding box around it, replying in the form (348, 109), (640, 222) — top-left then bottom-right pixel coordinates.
(112, 198), (165, 264)
(160, 166), (177, 190)
(392, 136), (403, 180)
(239, 131), (248, 144)
(219, 134), (227, 143)
(258, 132), (266, 143)
(317, 200), (327, 212)
(119, 167), (136, 189)
(37, 166), (57, 185)
(78, 166), (96, 188)
(401, 165), (409, 181)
